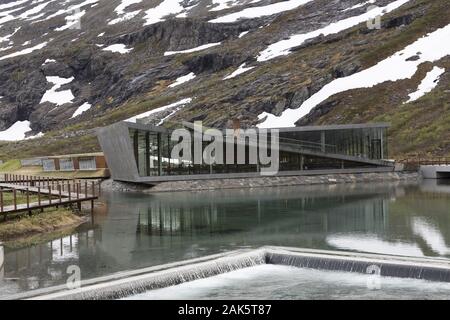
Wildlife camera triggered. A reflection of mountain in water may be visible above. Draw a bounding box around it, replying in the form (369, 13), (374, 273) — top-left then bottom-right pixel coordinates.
(1, 181), (450, 296)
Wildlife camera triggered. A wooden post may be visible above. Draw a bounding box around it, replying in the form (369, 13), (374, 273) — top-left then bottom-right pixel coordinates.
(0, 188), (3, 214)
(68, 184), (71, 201)
(58, 185), (62, 203)
(76, 183), (80, 199)
(49, 186), (52, 205)
(26, 188), (31, 216)
(26, 188), (30, 209)
(38, 187), (41, 206)
(91, 181), (95, 197)
(85, 181), (88, 199)
(13, 189), (17, 211)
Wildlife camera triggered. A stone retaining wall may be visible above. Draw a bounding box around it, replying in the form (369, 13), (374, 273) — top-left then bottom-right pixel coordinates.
(145, 171), (420, 193)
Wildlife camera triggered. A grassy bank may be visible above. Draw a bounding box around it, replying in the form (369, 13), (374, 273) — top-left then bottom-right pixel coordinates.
(0, 160), (21, 172)
(1, 191), (40, 206)
(0, 208), (85, 241)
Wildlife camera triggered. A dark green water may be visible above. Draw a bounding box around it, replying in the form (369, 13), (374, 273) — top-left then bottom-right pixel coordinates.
(1, 180), (450, 297)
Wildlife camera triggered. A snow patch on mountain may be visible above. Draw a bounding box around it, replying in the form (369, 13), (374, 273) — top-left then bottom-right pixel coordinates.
(0, 0), (28, 11)
(55, 9), (85, 31)
(0, 27), (20, 44)
(143, 0), (184, 26)
(209, 0), (312, 23)
(223, 63), (255, 79)
(40, 76), (75, 106)
(164, 42), (221, 56)
(19, 0), (54, 20)
(109, 0), (143, 25)
(342, 0), (376, 12)
(42, 58), (56, 65)
(38, 0), (98, 24)
(103, 44), (133, 54)
(0, 120), (32, 141)
(258, 23), (450, 128)
(406, 66), (445, 103)
(115, 0), (143, 15)
(258, 0), (412, 61)
(169, 72), (196, 88)
(71, 102), (92, 118)
(238, 30), (249, 38)
(0, 41), (48, 61)
(125, 98), (192, 123)
(209, 0), (251, 12)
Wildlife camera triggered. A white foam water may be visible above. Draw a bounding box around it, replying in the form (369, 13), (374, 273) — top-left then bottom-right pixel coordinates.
(124, 264), (450, 300)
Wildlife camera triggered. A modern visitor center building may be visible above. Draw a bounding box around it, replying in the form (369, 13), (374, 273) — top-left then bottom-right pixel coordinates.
(97, 121), (393, 184)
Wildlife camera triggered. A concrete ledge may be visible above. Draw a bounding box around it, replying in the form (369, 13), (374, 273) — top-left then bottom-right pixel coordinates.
(145, 171), (420, 193)
(10, 246), (450, 300)
(133, 167), (395, 184)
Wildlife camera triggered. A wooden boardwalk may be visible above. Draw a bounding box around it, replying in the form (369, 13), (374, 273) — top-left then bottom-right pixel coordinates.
(0, 176), (100, 218)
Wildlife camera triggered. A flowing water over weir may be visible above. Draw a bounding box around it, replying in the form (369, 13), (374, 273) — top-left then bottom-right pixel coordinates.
(266, 248), (450, 282)
(9, 247), (450, 300)
(13, 249), (267, 300)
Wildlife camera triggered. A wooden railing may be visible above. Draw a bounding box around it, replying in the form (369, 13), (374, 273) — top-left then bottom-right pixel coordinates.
(1, 174), (101, 195)
(0, 174), (102, 219)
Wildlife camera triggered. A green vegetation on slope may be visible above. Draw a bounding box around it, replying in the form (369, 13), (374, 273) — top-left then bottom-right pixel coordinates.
(0, 208), (84, 241)
(0, 159), (21, 172)
(0, 0), (448, 160)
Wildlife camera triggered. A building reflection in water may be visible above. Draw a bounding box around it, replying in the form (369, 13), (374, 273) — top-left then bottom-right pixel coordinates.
(137, 203), (220, 236)
(136, 192), (389, 240)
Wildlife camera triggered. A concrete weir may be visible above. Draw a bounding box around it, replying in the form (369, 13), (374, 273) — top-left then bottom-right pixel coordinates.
(9, 247), (450, 300)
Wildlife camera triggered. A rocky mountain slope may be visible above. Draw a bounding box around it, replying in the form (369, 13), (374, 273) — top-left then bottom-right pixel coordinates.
(0, 0), (448, 159)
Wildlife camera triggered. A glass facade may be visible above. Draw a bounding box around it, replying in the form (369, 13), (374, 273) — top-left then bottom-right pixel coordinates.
(128, 124), (388, 177)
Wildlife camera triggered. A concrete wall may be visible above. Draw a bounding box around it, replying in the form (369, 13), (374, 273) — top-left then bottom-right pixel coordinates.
(96, 122), (139, 182)
(420, 165), (450, 179)
(146, 171), (420, 193)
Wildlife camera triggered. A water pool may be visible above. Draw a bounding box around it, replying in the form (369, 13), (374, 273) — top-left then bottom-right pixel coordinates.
(124, 265), (450, 300)
(2, 180), (450, 297)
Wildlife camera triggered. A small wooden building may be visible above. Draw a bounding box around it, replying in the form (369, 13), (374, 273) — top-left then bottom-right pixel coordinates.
(41, 153), (108, 172)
